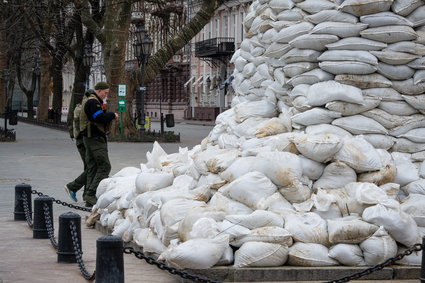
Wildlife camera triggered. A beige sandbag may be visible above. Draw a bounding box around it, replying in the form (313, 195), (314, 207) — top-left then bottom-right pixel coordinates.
(292, 133), (342, 163)
(328, 216), (379, 244)
(313, 161), (357, 190)
(335, 73), (392, 88)
(338, 0), (393, 17)
(288, 242), (339, 266)
(234, 242), (289, 267)
(284, 212), (329, 245)
(231, 226), (293, 247)
(158, 234), (229, 269)
(225, 210), (284, 229)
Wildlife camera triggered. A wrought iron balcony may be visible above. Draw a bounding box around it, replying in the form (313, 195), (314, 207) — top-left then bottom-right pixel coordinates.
(195, 37), (235, 58)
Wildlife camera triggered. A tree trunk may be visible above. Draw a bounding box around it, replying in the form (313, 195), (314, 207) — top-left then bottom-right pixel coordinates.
(51, 56), (63, 123)
(102, 0), (136, 138)
(37, 48), (51, 121)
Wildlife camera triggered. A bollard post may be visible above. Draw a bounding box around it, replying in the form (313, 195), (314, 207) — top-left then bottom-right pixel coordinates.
(57, 212), (81, 263)
(14, 183), (32, 221)
(33, 196), (53, 239)
(421, 237), (425, 283)
(96, 235), (124, 283)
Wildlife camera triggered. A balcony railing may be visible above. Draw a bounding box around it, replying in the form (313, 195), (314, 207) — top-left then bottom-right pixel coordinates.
(195, 37), (235, 58)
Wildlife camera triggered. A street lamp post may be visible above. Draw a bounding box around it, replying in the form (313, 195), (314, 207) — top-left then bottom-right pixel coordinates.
(133, 20), (153, 136)
(83, 44), (95, 90)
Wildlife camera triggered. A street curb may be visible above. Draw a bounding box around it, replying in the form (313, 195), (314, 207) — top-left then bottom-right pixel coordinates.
(94, 221), (420, 282)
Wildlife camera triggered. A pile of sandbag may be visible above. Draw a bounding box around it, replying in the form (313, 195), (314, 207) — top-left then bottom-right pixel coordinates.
(93, 0), (425, 269)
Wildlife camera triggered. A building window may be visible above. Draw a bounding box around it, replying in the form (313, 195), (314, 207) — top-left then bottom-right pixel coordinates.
(240, 12), (244, 43)
(215, 18), (220, 37)
(232, 14), (236, 38)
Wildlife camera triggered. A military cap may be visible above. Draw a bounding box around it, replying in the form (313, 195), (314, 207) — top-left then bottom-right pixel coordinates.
(94, 81), (109, 90)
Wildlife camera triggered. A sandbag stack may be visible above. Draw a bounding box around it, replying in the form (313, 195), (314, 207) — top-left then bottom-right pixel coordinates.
(94, 0), (425, 269)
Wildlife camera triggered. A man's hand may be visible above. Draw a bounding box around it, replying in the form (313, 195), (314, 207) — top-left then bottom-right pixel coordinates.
(114, 113), (119, 119)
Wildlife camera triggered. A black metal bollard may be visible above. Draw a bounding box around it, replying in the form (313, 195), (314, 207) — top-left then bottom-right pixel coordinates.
(14, 183), (32, 221)
(96, 235), (124, 283)
(421, 237), (425, 283)
(33, 196), (53, 239)
(57, 212), (81, 263)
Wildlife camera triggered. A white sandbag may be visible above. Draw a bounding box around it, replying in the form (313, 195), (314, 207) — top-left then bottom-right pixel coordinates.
(296, 0), (337, 14)
(379, 101), (418, 116)
(291, 108), (342, 126)
(319, 61), (377, 75)
(397, 246), (423, 265)
(209, 192), (254, 215)
(188, 217), (221, 240)
(328, 244), (366, 266)
(360, 26), (417, 43)
(289, 34), (339, 51)
(306, 10), (358, 24)
(326, 37), (388, 50)
(178, 206), (226, 241)
(386, 41), (425, 55)
(311, 22), (368, 38)
(234, 100), (276, 123)
(221, 152), (303, 187)
(359, 226), (398, 265)
(363, 134), (395, 150)
(380, 183), (401, 199)
(205, 149), (240, 174)
(362, 202), (421, 247)
(276, 22), (314, 43)
(328, 216), (379, 244)
(269, 0), (294, 12)
(392, 138), (425, 153)
(234, 242), (289, 268)
(392, 152), (420, 186)
(287, 69), (334, 86)
(332, 115), (388, 135)
(318, 50), (378, 65)
(403, 95), (425, 113)
(313, 161), (357, 190)
(277, 8), (306, 21)
(299, 155), (326, 181)
(305, 124), (352, 138)
(338, 0), (393, 17)
(334, 73), (392, 88)
(334, 136), (383, 172)
(160, 198), (205, 227)
(219, 171), (277, 210)
(112, 166), (141, 177)
(231, 226), (293, 247)
(406, 6), (425, 27)
(325, 98), (381, 116)
(146, 141), (168, 170)
(257, 192), (294, 215)
(398, 128), (425, 143)
(292, 133), (342, 163)
(288, 242), (339, 266)
(134, 172), (175, 194)
(401, 194), (425, 227)
(402, 179), (425, 195)
(307, 81), (364, 107)
(217, 219), (251, 241)
(158, 234), (229, 269)
(360, 11), (413, 27)
(134, 228), (167, 255)
(112, 218), (131, 238)
(226, 210), (284, 229)
(284, 212), (328, 245)
(363, 88), (403, 101)
(392, 0), (423, 16)
(370, 50), (420, 65)
(362, 109), (412, 130)
(281, 49), (322, 64)
(283, 62), (318, 77)
(377, 62), (415, 80)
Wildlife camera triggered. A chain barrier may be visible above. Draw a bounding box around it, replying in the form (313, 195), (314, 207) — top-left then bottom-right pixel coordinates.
(69, 220), (96, 281)
(31, 189), (92, 212)
(43, 203), (58, 249)
(324, 243), (424, 283)
(22, 191), (33, 228)
(123, 247), (221, 283)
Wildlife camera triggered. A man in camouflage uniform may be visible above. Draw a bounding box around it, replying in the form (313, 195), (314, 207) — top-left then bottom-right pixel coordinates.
(79, 82), (118, 207)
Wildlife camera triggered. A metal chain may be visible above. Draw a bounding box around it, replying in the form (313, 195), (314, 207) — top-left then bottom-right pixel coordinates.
(31, 189), (92, 212)
(43, 203), (58, 249)
(324, 242), (424, 283)
(22, 191), (33, 228)
(123, 247), (221, 283)
(69, 220), (96, 281)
